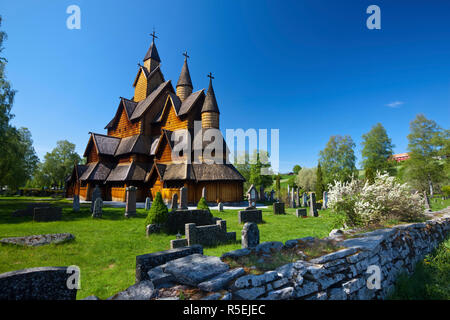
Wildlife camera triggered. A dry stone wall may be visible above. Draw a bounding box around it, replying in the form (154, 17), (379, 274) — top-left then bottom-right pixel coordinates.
(137, 207), (450, 300)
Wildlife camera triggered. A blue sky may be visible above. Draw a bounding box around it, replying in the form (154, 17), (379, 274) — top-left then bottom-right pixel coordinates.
(2, 0), (449, 172)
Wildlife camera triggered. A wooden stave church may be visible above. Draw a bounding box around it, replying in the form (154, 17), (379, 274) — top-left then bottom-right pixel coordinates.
(65, 36), (245, 204)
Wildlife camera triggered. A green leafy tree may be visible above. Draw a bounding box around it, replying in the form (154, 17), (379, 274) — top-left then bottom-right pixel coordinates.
(293, 165), (302, 175)
(404, 114), (445, 196)
(295, 167), (317, 192)
(364, 167), (376, 184)
(315, 162), (325, 200)
(145, 192), (168, 226)
(235, 150), (273, 193)
(319, 135), (357, 185)
(35, 140), (82, 188)
(361, 123), (395, 176)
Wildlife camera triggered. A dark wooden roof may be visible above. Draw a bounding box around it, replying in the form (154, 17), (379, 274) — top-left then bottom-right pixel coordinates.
(130, 80), (174, 121)
(178, 90), (204, 116)
(201, 78), (220, 114)
(132, 65), (165, 88)
(152, 163), (245, 182)
(143, 40), (161, 62)
(83, 133), (121, 157)
(115, 134), (152, 156)
(176, 58), (192, 88)
(79, 162), (114, 182)
(106, 162), (151, 182)
(105, 98), (138, 129)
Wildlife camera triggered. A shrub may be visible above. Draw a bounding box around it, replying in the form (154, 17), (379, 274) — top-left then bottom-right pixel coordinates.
(328, 172), (424, 228)
(442, 186), (450, 198)
(197, 197), (210, 212)
(145, 192), (168, 227)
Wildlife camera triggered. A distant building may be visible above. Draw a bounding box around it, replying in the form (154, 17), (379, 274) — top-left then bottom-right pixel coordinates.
(391, 153), (410, 162)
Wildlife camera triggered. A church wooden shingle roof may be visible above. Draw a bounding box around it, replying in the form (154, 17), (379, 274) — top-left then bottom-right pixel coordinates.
(115, 135), (152, 156)
(130, 80), (174, 121)
(201, 78), (220, 114)
(176, 58), (193, 88)
(143, 40), (161, 62)
(84, 133), (121, 157)
(106, 162), (151, 182)
(79, 162), (114, 182)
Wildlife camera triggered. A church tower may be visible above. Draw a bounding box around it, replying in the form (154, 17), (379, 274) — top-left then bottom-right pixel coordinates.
(143, 31), (161, 72)
(201, 73), (220, 129)
(176, 52), (193, 102)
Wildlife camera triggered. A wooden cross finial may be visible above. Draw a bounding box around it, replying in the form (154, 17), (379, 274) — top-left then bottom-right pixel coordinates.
(207, 72), (214, 80)
(149, 29), (158, 41)
(182, 50), (189, 60)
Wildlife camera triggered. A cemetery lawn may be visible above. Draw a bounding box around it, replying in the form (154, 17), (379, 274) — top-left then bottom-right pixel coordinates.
(0, 196), (448, 300)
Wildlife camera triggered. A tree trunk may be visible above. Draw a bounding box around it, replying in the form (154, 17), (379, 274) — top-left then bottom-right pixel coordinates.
(428, 179), (434, 198)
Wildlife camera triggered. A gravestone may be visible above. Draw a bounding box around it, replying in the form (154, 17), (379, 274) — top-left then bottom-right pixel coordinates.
(90, 185), (101, 213)
(179, 187), (188, 210)
(270, 190), (275, 202)
(424, 191), (432, 212)
(259, 186), (265, 201)
(309, 192), (318, 217)
(218, 202), (224, 212)
(72, 195), (80, 212)
(92, 197), (103, 218)
(33, 207), (62, 222)
(170, 193), (178, 211)
(295, 189), (300, 208)
(125, 186), (137, 218)
(238, 207), (262, 224)
(291, 189), (296, 208)
(273, 202), (285, 215)
(302, 193), (308, 207)
(241, 222), (259, 248)
(247, 184), (258, 208)
(323, 191), (328, 209)
(202, 187), (207, 200)
(145, 197), (151, 210)
(295, 208), (307, 217)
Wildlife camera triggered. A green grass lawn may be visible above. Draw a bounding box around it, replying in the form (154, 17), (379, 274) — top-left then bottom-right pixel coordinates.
(0, 197), (335, 299)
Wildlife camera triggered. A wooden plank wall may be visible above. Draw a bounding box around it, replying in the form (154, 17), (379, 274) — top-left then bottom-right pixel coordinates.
(108, 107), (141, 138)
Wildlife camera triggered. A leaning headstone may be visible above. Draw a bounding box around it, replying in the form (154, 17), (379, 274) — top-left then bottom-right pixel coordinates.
(323, 191), (328, 209)
(309, 192), (318, 217)
(90, 185), (101, 213)
(202, 187), (207, 200)
(92, 197), (103, 218)
(241, 222), (259, 248)
(218, 202), (224, 212)
(179, 187), (188, 210)
(170, 193), (178, 211)
(145, 197), (151, 210)
(125, 186), (137, 218)
(72, 195), (80, 212)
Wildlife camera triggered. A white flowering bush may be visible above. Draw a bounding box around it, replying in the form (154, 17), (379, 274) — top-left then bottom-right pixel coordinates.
(328, 172), (424, 227)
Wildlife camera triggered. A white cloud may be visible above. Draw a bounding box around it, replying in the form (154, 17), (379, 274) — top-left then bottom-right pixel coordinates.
(386, 101), (404, 108)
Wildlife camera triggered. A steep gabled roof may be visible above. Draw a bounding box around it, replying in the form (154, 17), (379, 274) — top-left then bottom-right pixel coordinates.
(105, 98), (138, 129)
(192, 163), (245, 181)
(130, 80), (174, 121)
(83, 133), (121, 157)
(132, 65), (165, 88)
(106, 162), (151, 182)
(178, 90), (205, 116)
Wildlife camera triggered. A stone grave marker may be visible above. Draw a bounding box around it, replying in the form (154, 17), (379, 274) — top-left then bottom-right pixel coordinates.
(125, 186), (137, 218)
(259, 186), (265, 201)
(302, 193), (308, 207)
(170, 193), (178, 211)
(309, 192), (318, 217)
(145, 197), (151, 210)
(202, 187), (207, 199)
(73, 195), (80, 212)
(238, 207), (262, 224)
(295, 189), (300, 208)
(323, 191), (328, 209)
(92, 197), (103, 218)
(241, 222), (260, 248)
(295, 208), (307, 217)
(179, 187), (188, 210)
(247, 184), (258, 208)
(273, 202), (285, 215)
(218, 202), (224, 212)
(90, 185), (101, 213)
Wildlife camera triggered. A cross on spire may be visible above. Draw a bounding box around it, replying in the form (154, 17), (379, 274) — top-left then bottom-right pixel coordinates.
(207, 72), (214, 80)
(149, 29), (158, 42)
(182, 50), (189, 60)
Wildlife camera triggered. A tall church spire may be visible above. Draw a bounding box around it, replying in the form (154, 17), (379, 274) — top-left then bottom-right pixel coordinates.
(201, 73), (220, 129)
(143, 30), (161, 72)
(176, 51), (193, 101)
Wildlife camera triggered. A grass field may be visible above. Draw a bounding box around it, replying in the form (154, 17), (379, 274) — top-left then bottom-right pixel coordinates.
(0, 196), (335, 299)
